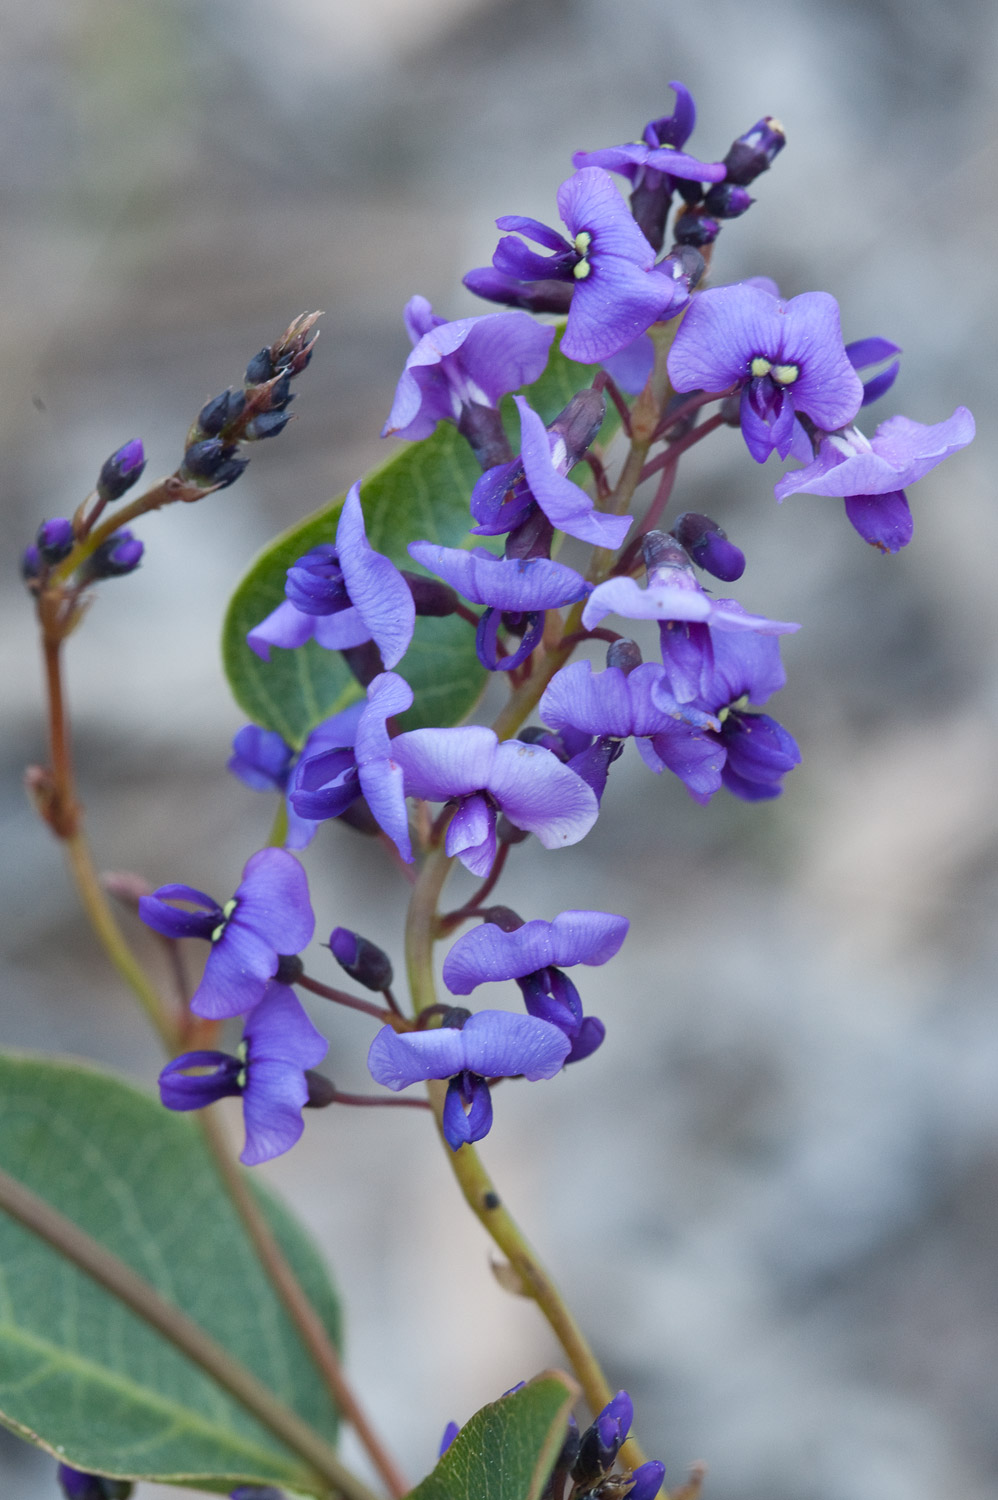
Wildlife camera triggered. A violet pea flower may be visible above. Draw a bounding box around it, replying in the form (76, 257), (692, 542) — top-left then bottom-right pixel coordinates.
(485, 168), (680, 364)
(228, 701), (366, 849)
(289, 672), (414, 862)
(382, 296), (554, 442)
(774, 406), (975, 553)
(247, 483), (415, 669)
(158, 982), (327, 1165)
(667, 282), (864, 463)
(443, 909), (630, 1065)
(389, 725), (598, 877)
(367, 1009), (571, 1150)
(138, 848), (315, 1019)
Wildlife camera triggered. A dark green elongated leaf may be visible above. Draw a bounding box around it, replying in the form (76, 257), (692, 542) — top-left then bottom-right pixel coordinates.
(221, 332), (619, 746)
(0, 1053), (341, 1495)
(406, 1373), (577, 1500)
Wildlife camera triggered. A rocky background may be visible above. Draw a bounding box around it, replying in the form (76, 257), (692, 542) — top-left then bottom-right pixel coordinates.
(2, 1), (997, 1497)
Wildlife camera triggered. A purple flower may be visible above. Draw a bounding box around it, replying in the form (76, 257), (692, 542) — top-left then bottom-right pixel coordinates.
(573, 82), (725, 253)
(845, 335), (902, 407)
(640, 632), (799, 804)
(773, 406), (975, 553)
(407, 540), (590, 611)
(668, 283), (864, 462)
(228, 702), (366, 849)
(485, 168), (681, 363)
(443, 908), (628, 1065)
(367, 1009), (571, 1149)
(472, 395), (631, 550)
(248, 483), (415, 669)
(159, 983), (327, 1165)
(290, 672), (414, 861)
(540, 657), (717, 746)
(582, 535), (798, 703)
(390, 726), (598, 876)
(139, 848), (315, 1019)
(382, 297), (554, 442)
(97, 438), (146, 503)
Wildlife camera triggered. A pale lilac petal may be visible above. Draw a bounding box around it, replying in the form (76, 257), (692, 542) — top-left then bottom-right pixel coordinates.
(355, 672), (414, 764)
(408, 541), (589, 609)
(460, 1009), (571, 1080)
(358, 757), (413, 861)
(367, 1025), (468, 1089)
(445, 793), (496, 877)
(392, 726), (498, 800)
(247, 601), (316, 662)
(456, 314), (555, 407)
(336, 484), (415, 669)
(582, 576), (712, 629)
(516, 397), (632, 548)
(776, 407), (975, 499)
(303, 701), (365, 755)
(232, 848), (315, 955)
(487, 740), (598, 848)
(443, 910), (629, 994)
(312, 607), (373, 651)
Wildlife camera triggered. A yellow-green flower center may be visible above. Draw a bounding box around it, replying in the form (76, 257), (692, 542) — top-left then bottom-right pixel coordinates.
(210, 897), (238, 944)
(750, 356), (799, 386)
(572, 230), (592, 280)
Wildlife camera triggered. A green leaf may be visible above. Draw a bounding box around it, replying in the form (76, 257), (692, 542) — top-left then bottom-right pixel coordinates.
(221, 332), (619, 746)
(0, 1052), (341, 1495)
(406, 1373), (577, 1500)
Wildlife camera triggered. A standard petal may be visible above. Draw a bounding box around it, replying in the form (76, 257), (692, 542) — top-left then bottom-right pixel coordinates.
(355, 672), (414, 765)
(367, 1025), (468, 1089)
(336, 484), (415, 669)
(233, 847), (315, 955)
(561, 258), (674, 364)
(443, 910), (628, 994)
(516, 398), (632, 548)
(312, 607), (374, 652)
(556, 168), (656, 267)
(240, 1058), (309, 1165)
(668, 283), (784, 393)
(391, 726), (498, 800)
(582, 576), (712, 629)
(487, 740), (598, 849)
(191, 924), (276, 1018)
(359, 755), (413, 862)
(540, 659), (637, 737)
(408, 541), (588, 610)
(779, 291), (863, 430)
(460, 1010), (571, 1080)
(458, 314), (555, 407)
(244, 982), (328, 1069)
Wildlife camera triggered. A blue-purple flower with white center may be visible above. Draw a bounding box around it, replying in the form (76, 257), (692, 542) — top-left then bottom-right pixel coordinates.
(382, 296), (554, 442)
(573, 82), (726, 253)
(668, 282), (863, 463)
(773, 406), (975, 553)
(641, 632), (799, 804)
(290, 672), (414, 861)
(471, 396), (631, 550)
(367, 1009), (571, 1149)
(390, 726), (598, 876)
(247, 483), (414, 669)
(138, 848), (315, 1019)
(443, 909), (629, 1064)
(158, 983), (327, 1165)
(228, 702), (366, 849)
(482, 168), (682, 363)
(407, 538), (590, 672)
(582, 534), (798, 703)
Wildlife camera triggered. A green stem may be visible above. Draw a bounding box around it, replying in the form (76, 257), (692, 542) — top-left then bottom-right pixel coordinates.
(403, 852), (647, 1469)
(0, 1164), (376, 1500)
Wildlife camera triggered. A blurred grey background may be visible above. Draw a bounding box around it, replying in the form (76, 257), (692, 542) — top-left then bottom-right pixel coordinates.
(2, 0), (997, 1497)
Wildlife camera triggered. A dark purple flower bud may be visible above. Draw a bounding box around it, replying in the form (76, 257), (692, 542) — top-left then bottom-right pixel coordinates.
(606, 639), (642, 674)
(723, 116), (787, 185)
(627, 1460), (666, 1500)
(703, 182), (754, 219)
(671, 512), (746, 582)
(303, 1071), (337, 1109)
(83, 529), (144, 580)
(21, 543), (41, 581)
(285, 545), (349, 616)
(541, 1416), (580, 1500)
(572, 1391), (632, 1486)
(672, 209), (721, 248)
(439, 1421), (461, 1456)
(97, 439), (146, 503)
(36, 517), (75, 563)
(400, 570), (460, 617)
(463, 266), (575, 314)
(268, 371), (294, 410)
(181, 438), (249, 489)
(246, 410), (293, 441)
(57, 1464), (133, 1499)
(274, 952), (304, 984)
(721, 709), (801, 800)
(457, 403), (514, 472)
(329, 927), (393, 991)
(476, 905), (524, 932)
(244, 348), (274, 385)
(198, 389), (246, 437)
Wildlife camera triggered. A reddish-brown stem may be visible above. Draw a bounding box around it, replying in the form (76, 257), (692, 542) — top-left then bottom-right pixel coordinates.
(560, 627), (622, 651)
(437, 840), (511, 935)
(326, 1090), (432, 1111)
(592, 369), (633, 436)
(650, 384), (735, 442)
(454, 601), (482, 628)
(638, 409), (727, 487)
(580, 450), (611, 500)
(298, 974), (393, 1023)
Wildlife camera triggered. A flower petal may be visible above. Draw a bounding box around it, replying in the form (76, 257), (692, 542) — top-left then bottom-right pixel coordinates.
(247, 601), (316, 662)
(336, 483), (415, 669)
(516, 397), (632, 548)
(486, 740), (598, 849)
(391, 726), (498, 800)
(460, 1010), (571, 1080)
(244, 982), (328, 1069)
(367, 1025), (468, 1089)
(408, 541), (589, 610)
(443, 909), (628, 994)
(233, 848), (315, 956)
